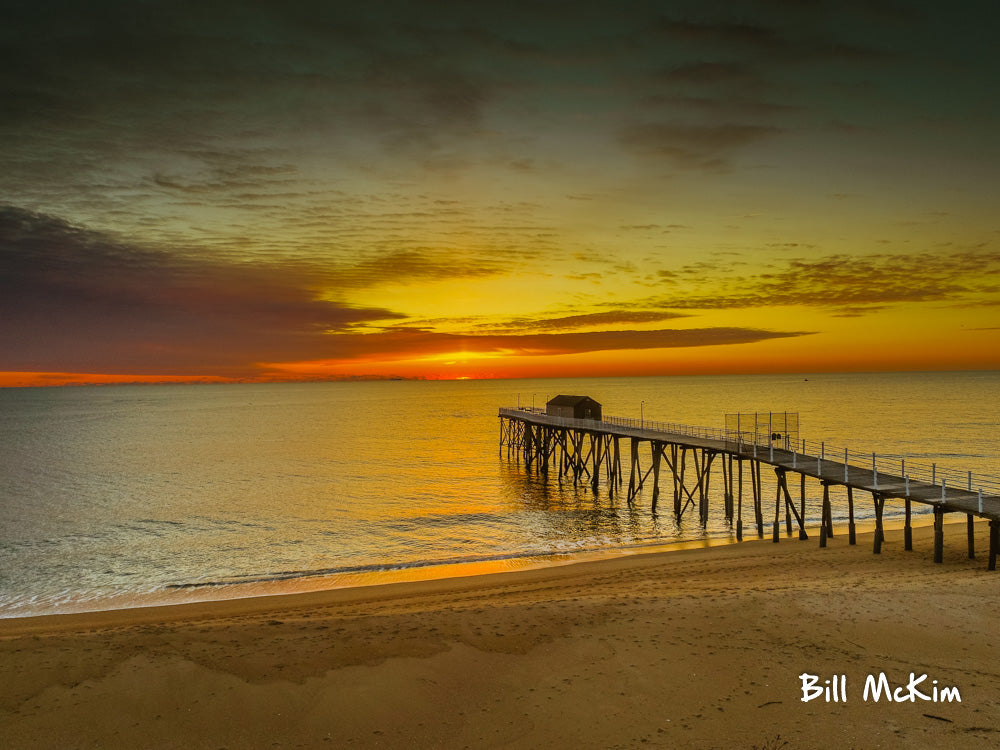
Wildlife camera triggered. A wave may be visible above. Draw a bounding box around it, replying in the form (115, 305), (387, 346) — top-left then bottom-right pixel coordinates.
(164, 537), (718, 589)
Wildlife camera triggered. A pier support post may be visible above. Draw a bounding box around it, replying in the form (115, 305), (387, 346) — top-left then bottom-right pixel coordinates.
(590, 433), (600, 494)
(736, 458), (744, 542)
(800, 474), (806, 539)
(967, 514), (975, 559)
(872, 493), (885, 554)
(797, 476), (808, 541)
(573, 431), (585, 484)
(847, 486), (856, 545)
(774, 469), (807, 542)
(822, 482), (834, 540)
(933, 506), (944, 564)
(784, 483), (793, 536)
(722, 453), (733, 523)
(627, 438), (639, 504)
(673, 445), (682, 518)
(820, 483), (832, 547)
(608, 435), (622, 496)
(772, 479), (781, 543)
(699, 450), (713, 527)
(651, 443), (662, 511)
(904, 498), (912, 551)
(753, 461), (764, 538)
(540, 428), (549, 474)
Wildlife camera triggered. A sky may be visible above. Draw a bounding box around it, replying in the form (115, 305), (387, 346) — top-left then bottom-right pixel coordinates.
(2, 0), (999, 385)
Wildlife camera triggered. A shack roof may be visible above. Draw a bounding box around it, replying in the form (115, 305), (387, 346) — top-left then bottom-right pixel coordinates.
(547, 395), (601, 406)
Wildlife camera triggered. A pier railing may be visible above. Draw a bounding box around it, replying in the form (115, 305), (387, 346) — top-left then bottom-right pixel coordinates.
(499, 407), (1000, 501)
(793, 440), (1000, 498)
(602, 414), (732, 442)
(501, 408), (730, 441)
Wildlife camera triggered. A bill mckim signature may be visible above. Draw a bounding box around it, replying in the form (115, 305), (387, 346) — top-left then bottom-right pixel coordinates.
(799, 673), (962, 704)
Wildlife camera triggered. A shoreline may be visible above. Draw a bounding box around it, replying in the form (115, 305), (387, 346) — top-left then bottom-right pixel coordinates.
(3, 523), (996, 749)
(0, 509), (947, 631)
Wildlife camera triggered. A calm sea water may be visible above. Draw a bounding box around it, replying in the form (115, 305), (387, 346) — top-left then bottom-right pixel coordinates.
(1, 372), (997, 618)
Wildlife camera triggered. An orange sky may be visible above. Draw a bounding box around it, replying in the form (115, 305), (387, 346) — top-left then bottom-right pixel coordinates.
(2, 2), (999, 386)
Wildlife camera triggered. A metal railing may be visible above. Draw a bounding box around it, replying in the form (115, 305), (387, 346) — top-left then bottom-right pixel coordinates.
(601, 414), (732, 442)
(499, 407), (1000, 506)
(500, 407), (729, 442)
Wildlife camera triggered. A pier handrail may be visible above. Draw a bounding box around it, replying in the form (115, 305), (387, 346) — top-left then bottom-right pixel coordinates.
(602, 414), (732, 441)
(792, 439), (1000, 498)
(499, 406), (1000, 499)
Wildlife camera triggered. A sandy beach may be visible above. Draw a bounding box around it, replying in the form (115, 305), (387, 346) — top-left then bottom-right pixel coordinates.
(2, 522), (997, 749)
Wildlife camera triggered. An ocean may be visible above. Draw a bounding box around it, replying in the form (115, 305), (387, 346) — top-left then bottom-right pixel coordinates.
(1, 371), (997, 618)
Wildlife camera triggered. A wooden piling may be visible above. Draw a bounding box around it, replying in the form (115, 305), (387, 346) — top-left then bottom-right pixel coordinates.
(736, 458), (744, 542)
(873, 494), (885, 554)
(676, 447), (687, 518)
(800, 474), (806, 539)
(651, 443), (662, 511)
(967, 514), (975, 559)
(772, 478), (781, 543)
(904, 498), (912, 551)
(670, 445), (684, 519)
(610, 435), (622, 490)
(821, 483), (832, 544)
(796, 476), (808, 541)
(776, 469), (807, 540)
(590, 433), (600, 493)
(847, 485), (856, 545)
(699, 451), (713, 526)
(722, 453), (733, 523)
(752, 461), (764, 538)
(933, 505), (944, 563)
(627, 438), (638, 504)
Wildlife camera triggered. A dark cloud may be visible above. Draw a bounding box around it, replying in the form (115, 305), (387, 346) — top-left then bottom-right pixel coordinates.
(632, 8), (900, 133)
(315, 325), (813, 363)
(0, 206), (403, 374)
(479, 310), (693, 332)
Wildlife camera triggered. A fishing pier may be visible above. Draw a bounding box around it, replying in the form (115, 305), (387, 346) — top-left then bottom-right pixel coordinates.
(498, 399), (1000, 569)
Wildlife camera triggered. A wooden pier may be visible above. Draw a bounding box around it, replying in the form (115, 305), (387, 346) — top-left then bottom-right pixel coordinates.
(498, 407), (1000, 569)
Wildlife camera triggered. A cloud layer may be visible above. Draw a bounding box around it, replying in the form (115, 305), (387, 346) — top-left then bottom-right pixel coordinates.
(646, 250), (1000, 317)
(0, 206), (814, 377)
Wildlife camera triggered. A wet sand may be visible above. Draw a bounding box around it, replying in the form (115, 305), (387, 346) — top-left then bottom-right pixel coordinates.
(2, 523), (998, 749)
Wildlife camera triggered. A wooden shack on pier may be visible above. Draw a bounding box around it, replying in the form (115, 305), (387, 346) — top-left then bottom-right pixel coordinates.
(546, 395), (602, 420)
